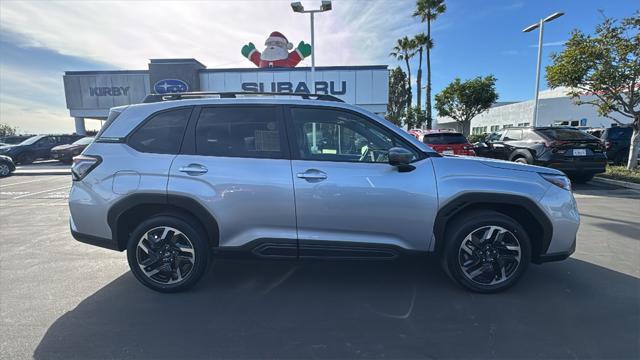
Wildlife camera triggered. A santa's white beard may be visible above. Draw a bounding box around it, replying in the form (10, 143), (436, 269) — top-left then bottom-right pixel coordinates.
(261, 46), (289, 61)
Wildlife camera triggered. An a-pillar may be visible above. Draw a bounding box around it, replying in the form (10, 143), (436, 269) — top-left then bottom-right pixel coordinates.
(74, 117), (86, 135)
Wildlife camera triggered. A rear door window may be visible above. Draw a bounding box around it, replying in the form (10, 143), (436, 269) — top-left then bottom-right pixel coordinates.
(128, 108), (191, 154)
(195, 106), (287, 159)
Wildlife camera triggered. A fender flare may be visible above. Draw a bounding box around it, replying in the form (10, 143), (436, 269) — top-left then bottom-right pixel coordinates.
(433, 192), (553, 257)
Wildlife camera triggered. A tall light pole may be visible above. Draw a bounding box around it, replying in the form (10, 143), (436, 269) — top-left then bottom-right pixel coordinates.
(523, 11), (564, 127)
(291, 1), (332, 93)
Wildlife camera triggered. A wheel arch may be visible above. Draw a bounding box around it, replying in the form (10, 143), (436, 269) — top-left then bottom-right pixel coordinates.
(107, 193), (220, 251)
(509, 149), (534, 163)
(433, 193), (552, 263)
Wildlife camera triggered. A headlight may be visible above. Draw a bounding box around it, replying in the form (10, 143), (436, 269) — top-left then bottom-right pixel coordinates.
(540, 173), (571, 191)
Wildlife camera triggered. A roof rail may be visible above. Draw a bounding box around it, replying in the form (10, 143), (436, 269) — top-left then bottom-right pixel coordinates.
(142, 91), (344, 104)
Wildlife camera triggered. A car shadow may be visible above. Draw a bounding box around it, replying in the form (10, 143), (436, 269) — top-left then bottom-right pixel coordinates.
(34, 257), (639, 359)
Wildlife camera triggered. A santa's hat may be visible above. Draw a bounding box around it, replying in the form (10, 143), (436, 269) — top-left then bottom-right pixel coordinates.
(265, 31), (294, 50)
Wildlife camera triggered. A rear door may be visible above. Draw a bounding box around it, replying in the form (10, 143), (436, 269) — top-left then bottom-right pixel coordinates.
(168, 105), (297, 254)
(286, 106), (438, 255)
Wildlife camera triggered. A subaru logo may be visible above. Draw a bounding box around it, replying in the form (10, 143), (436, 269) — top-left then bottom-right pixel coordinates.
(154, 79), (189, 94)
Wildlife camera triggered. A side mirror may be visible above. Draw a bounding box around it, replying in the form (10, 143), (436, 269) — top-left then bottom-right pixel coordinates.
(388, 147), (415, 172)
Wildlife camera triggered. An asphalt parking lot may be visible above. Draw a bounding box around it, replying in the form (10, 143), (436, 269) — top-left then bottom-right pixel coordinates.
(1, 175), (639, 359)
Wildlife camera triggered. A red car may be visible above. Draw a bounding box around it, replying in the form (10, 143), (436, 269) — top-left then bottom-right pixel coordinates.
(421, 130), (476, 156)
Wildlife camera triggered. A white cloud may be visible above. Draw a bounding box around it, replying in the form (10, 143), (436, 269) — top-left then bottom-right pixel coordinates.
(0, 0), (416, 69)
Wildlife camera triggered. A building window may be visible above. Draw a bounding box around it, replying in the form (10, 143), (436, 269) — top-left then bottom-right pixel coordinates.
(503, 124), (513, 129)
(490, 125), (500, 132)
(517, 122), (530, 127)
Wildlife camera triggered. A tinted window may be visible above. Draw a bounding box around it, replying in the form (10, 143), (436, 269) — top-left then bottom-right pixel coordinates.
(195, 107), (285, 158)
(522, 130), (542, 141)
(503, 129), (523, 141)
(604, 127), (632, 140)
(537, 128), (597, 141)
(290, 108), (418, 163)
(128, 108), (191, 154)
(423, 133), (468, 144)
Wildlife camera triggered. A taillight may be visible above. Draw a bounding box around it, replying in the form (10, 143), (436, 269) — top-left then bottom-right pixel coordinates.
(71, 155), (101, 181)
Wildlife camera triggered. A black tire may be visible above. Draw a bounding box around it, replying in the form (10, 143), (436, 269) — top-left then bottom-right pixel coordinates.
(17, 152), (34, 165)
(441, 210), (531, 293)
(513, 156), (529, 164)
(569, 173), (594, 184)
(127, 215), (210, 293)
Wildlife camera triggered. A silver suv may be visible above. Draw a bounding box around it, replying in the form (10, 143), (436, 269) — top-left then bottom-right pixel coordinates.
(69, 92), (579, 293)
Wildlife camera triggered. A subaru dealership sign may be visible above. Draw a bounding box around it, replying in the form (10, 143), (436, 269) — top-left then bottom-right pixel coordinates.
(63, 59), (389, 126)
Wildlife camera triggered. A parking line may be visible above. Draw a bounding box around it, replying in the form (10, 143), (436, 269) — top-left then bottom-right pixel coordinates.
(12, 185), (70, 199)
(0, 177), (60, 188)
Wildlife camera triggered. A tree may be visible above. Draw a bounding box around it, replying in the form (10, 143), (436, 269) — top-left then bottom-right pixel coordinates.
(0, 123), (17, 137)
(390, 36), (416, 107)
(412, 33), (430, 112)
(435, 75), (498, 136)
(387, 67), (410, 126)
(546, 12), (639, 169)
(414, 0), (447, 129)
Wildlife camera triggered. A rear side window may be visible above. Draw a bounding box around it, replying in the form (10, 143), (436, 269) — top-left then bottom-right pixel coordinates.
(503, 129), (523, 141)
(423, 133), (468, 144)
(128, 108), (191, 154)
(522, 130), (542, 141)
(537, 128), (596, 141)
(195, 107), (286, 159)
(96, 109), (123, 139)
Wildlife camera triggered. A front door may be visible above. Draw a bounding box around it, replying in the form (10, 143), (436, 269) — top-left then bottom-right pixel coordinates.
(168, 105), (297, 255)
(287, 106), (439, 256)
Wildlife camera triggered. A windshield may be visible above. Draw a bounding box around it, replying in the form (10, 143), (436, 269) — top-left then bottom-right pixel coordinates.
(72, 137), (94, 145)
(538, 128), (598, 141)
(423, 133), (468, 144)
(18, 135), (44, 145)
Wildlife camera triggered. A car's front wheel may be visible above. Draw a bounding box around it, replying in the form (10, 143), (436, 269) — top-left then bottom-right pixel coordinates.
(442, 210), (531, 293)
(0, 163), (12, 177)
(127, 215), (210, 293)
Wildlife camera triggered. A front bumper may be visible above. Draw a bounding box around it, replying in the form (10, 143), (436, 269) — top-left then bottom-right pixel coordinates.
(535, 237), (576, 263)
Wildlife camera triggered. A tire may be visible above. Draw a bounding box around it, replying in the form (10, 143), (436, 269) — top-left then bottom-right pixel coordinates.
(0, 163), (11, 177)
(126, 215), (210, 293)
(513, 156), (529, 164)
(569, 173), (594, 184)
(441, 210), (531, 293)
(17, 152), (34, 165)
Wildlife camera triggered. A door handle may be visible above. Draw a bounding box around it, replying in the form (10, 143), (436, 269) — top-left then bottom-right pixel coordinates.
(296, 169), (327, 181)
(179, 164), (208, 175)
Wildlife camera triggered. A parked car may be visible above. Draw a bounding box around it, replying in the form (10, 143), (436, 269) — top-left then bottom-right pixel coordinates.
(70, 92), (579, 293)
(0, 155), (16, 177)
(408, 128), (425, 139)
(474, 127), (606, 183)
(0, 134), (82, 164)
(50, 137), (94, 164)
(600, 126), (633, 165)
(0, 135), (34, 145)
(421, 130), (476, 156)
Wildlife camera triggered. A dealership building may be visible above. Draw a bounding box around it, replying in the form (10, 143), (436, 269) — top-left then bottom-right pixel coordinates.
(436, 87), (634, 134)
(63, 58), (389, 135)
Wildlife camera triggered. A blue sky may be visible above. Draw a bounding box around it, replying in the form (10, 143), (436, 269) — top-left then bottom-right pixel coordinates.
(0, 0), (636, 133)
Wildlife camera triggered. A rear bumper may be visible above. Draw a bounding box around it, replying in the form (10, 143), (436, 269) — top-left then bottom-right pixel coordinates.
(71, 228), (121, 251)
(537, 155), (606, 174)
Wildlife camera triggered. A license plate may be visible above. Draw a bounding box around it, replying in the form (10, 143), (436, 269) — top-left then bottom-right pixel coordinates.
(442, 150), (454, 155)
(573, 149), (587, 156)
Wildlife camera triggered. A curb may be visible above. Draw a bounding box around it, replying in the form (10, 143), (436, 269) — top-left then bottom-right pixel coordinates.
(593, 176), (640, 190)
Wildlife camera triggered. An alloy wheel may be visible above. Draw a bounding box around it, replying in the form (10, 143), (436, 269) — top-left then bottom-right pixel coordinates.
(0, 164), (10, 176)
(136, 226), (196, 285)
(458, 225), (522, 286)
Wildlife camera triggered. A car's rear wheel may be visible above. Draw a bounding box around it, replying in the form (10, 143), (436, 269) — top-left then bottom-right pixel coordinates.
(442, 210), (531, 293)
(0, 163), (11, 177)
(569, 173), (594, 183)
(127, 215), (210, 293)
(513, 156), (529, 164)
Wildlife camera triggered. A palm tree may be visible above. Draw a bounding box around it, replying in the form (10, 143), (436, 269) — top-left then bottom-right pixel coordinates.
(390, 36), (416, 108)
(412, 33), (430, 111)
(414, 0), (447, 129)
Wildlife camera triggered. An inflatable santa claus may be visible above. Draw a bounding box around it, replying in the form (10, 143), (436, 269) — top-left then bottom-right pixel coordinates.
(241, 31), (312, 68)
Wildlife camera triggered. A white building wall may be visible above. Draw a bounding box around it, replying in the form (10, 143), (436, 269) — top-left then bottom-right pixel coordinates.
(436, 87), (632, 134)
